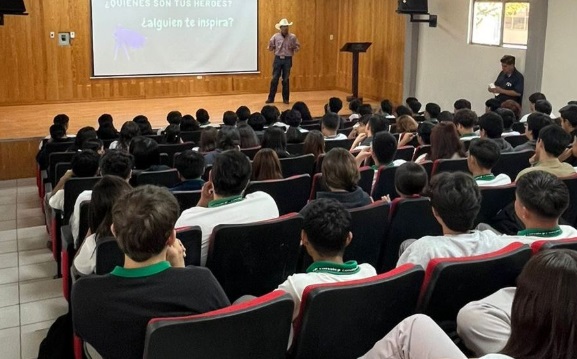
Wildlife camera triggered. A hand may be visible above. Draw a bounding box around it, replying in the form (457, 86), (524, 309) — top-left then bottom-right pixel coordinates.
(559, 148), (573, 162)
(398, 133), (415, 147)
(529, 153), (538, 166)
(356, 133), (367, 142)
(64, 169), (74, 179)
(381, 195), (391, 204)
(166, 238), (186, 268)
(355, 148), (372, 167)
(197, 181), (214, 207)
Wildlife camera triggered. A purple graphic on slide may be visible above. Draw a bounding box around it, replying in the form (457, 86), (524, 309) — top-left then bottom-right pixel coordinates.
(114, 26), (147, 61)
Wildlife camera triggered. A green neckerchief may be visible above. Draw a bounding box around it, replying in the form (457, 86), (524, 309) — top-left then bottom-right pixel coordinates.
(208, 194), (244, 208)
(474, 174), (496, 181)
(306, 260), (361, 275)
(111, 261), (171, 278)
(517, 226), (562, 238)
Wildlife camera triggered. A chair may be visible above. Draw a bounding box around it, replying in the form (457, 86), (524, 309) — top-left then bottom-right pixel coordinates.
(144, 291), (294, 359)
(505, 133), (527, 147)
(309, 167), (373, 201)
(180, 130), (203, 143)
(61, 200), (91, 301)
(418, 243), (531, 325)
(380, 197), (443, 272)
(371, 166), (397, 201)
(395, 146), (415, 161)
(174, 226), (202, 266)
(291, 264), (424, 359)
(421, 160), (433, 179)
(301, 123), (321, 131)
(48, 151), (75, 186)
(492, 150), (534, 179)
(206, 213), (303, 301)
(286, 142), (305, 156)
(145, 134), (163, 143)
(279, 154), (315, 177)
(531, 237), (577, 253)
(430, 158), (469, 176)
(172, 190), (202, 214)
(412, 145), (431, 161)
(562, 175), (577, 227)
(474, 184), (517, 226)
(325, 138), (355, 151)
(309, 173), (325, 200)
(135, 169), (180, 188)
(157, 142), (195, 161)
(346, 201), (390, 267)
(53, 162), (72, 188)
(337, 127), (353, 137)
(245, 175), (311, 215)
(240, 146), (261, 160)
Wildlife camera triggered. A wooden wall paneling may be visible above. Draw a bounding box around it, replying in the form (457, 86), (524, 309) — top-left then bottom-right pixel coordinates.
(0, 139), (40, 180)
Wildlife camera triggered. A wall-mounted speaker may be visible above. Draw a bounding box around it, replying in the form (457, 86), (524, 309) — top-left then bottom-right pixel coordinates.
(397, 0), (428, 14)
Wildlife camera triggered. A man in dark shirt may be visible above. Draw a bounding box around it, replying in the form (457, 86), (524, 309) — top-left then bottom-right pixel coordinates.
(489, 55), (524, 105)
(72, 185), (230, 359)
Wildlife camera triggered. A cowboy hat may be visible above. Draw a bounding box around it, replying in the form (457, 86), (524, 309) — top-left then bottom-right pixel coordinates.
(275, 18), (293, 30)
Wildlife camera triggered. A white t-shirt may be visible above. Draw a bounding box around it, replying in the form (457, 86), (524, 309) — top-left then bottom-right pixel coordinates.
(520, 112), (557, 123)
(397, 230), (513, 269)
(277, 261), (377, 319)
(505, 225), (577, 244)
(324, 133), (348, 141)
(175, 191), (279, 266)
(475, 174), (512, 187)
(70, 190), (92, 244)
(48, 190), (65, 211)
(73, 233), (97, 276)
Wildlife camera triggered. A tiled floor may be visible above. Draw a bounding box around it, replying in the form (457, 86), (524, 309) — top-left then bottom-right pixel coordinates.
(0, 178), (68, 359)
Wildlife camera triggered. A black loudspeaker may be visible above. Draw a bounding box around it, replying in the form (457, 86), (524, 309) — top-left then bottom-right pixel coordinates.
(0, 0), (27, 14)
(397, 0), (428, 14)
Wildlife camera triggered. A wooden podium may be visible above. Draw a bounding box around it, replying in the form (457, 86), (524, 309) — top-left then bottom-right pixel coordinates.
(340, 42), (372, 102)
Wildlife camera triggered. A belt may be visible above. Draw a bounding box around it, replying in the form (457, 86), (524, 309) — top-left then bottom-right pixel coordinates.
(275, 55), (292, 59)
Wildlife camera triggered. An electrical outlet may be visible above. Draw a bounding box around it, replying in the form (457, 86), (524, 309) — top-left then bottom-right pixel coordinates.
(196, 76), (203, 79)
(50, 32), (55, 39)
(330, 34), (334, 40)
(70, 32), (75, 39)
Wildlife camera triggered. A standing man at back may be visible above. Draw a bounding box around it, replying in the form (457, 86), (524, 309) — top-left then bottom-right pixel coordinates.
(266, 18), (300, 105)
(488, 55), (524, 105)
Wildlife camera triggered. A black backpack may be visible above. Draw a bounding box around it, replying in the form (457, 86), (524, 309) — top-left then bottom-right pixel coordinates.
(38, 312), (74, 359)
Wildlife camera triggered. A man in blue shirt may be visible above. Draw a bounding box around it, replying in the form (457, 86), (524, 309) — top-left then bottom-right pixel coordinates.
(489, 55), (524, 105)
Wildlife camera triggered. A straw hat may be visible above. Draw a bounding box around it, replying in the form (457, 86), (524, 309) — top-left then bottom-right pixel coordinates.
(275, 18), (293, 30)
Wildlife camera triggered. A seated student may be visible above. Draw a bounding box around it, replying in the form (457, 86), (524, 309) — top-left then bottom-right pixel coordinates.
(36, 124), (70, 170)
(424, 102), (440, 123)
(514, 112), (551, 152)
(468, 139), (512, 186)
(350, 114), (389, 149)
(175, 150), (279, 265)
(394, 105), (412, 118)
(317, 148), (372, 209)
(381, 162), (428, 203)
(110, 121), (141, 151)
(129, 136), (170, 173)
(278, 198), (377, 319)
(72, 185), (230, 359)
(437, 110), (454, 123)
(361, 249), (577, 359)
(285, 109), (308, 144)
(70, 150), (133, 241)
(82, 138), (105, 156)
(321, 112), (347, 140)
(558, 104), (577, 165)
(68, 126), (98, 152)
(160, 124), (182, 144)
(417, 122), (466, 163)
(292, 101), (314, 123)
(395, 115), (419, 147)
(348, 99), (362, 121)
(198, 127), (218, 153)
(407, 99), (423, 117)
(196, 108), (213, 128)
(485, 98), (501, 113)
(453, 109), (479, 140)
(247, 112), (266, 136)
(519, 92), (547, 123)
(132, 115), (154, 136)
(377, 99), (396, 120)
(73, 176), (132, 276)
(222, 110), (238, 127)
(203, 126), (241, 166)
(478, 112), (514, 152)
(413, 121), (435, 162)
(236, 105), (251, 126)
(261, 126), (291, 158)
(358, 104), (374, 117)
(261, 105), (280, 127)
(347, 114), (369, 141)
(252, 148), (283, 181)
(238, 124), (260, 149)
(325, 97), (343, 117)
(96, 113), (119, 140)
(454, 98), (472, 112)
(157, 110), (182, 135)
(496, 108), (520, 136)
(170, 150), (205, 192)
(355, 131), (406, 169)
(39, 114), (73, 150)
(302, 130), (325, 160)
(396, 172), (511, 269)
(179, 114), (201, 132)
(515, 124), (575, 180)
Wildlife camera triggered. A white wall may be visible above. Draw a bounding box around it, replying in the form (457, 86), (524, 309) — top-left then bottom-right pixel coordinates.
(414, 0), (526, 114)
(540, 0), (577, 113)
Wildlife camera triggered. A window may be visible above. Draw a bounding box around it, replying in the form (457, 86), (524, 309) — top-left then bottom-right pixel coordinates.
(470, 1), (530, 48)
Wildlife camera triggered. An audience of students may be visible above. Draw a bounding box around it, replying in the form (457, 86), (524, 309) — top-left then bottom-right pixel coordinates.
(261, 126), (291, 158)
(132, 115), (154, 135)
(96, 114), (119, 140)
(129, 136), (170, 172)
(203, 126), (241, 165)
(468, 139), (512, 186)
(420, 122), (466, 163)
(170, 150), (206, 191)
(321, 112), (347, 140)
(381, 162), (428, 203)
(179, 114), (201, 131)
(478, 112), (514, 152)
(109, 121), (140, 151)
(302, 130), (325, 160)
(238, 124), (260, 149)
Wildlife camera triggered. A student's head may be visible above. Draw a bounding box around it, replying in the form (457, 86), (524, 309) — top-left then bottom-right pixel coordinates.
(358, 104), (374, 116)
(454, 99), (472, 111)
(174, 150), (205, 180)
(247, 112), (266, 131)
(302, 130), (325, 159)
(132, 115), (153, 135)
(407, 100), (422, 114)
(284, 110), (302, 128)
(500, 100), (522, 121)
(166, 110), (182, 125)
(216, 126), (241, 150)
(74, 127), (97, 149)
(371, 131), (398, 166)
(261, 105), (280, 126)
(405, 97), (418, 106)
(515, 171), (569, 223)
(71, 149), (100, 177)
(396, 115), (418, 133)
(119, 121), (141, 148)
(349, 99), (362, 113)
(367, 114), (389, 136)
(199, 127), (218, 152)
(49, 124), (66, 140)
(528, 92), (547, 110)
(380, 99), (393, 115)
(179, 115), (200, 131)
(211, 150), (251, 197)
(535, 99), (553, 116)
(437, 110), (454, 123)
(395, 105), (412, 117)
(430, 122), (464, 161)
(394, 162), (427, 197)
(453, 109), (478, 133)
(322, 148), (360, 192)
(235, 106), (251, 123)
(496, 108), (516, 130)
(355, 114), (370, 134)
(301, 198), (352, 258)
(129, 136), (160, 170)
(501, 249), (577, 359)
(328, 97), (343, 114)
(112, 186), (179, 262)
(425, 103), (441, 120)
(537, 124), (571, 157)
(292, 101), (313, 123)
(468, 138), (501, 172)
(53, 114), (70, 129)
(98, 113), (114, 127)
(417, 121), (435, 145)
(82, 139), (104, 155)
(261, 126), (287, 153)
(196, 108), (210, 125)
(238, 124), (260, 148)
(321, 112), (341, 135)
(99, 150), (133, 179)
(162, 124), (181, 144)
(560, 105), (577, 133)
(428, 172), (481, 232)
(252, 148), (282, 181)
(478, 112), (504, 139)
(90, 176), (132, 238)
(485, 98), (501, 112)
(526, 112), (552, 140)
(222, 111), (238, 127)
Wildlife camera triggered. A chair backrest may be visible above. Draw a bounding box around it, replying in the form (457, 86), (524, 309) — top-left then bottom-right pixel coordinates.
(244, 174), (311, 215)
(531, 237), (577, 253)
(63, 177), (100, 225)
(75, 201), (91, 249)
(337, 127), (353, 136)
(324, 138), (355, 152)
(395, 146), (415, 161)
(54, 162), (72, 187)
(95, 237), (124, 275)
(371, 166), (398, 201)
(412, 145), (431, 161)
(346, 201), (390, 267)
(504, 133), (527, 147)
(301, 123), (321, 131)
(313, 153), (325, 174)
(380, 197), (442, 272)
(279, 154), (315, 177)
(206, 213), (303, 301)
(562, 175), (577, 227)
(430, 158), (469, 177)
(144, 291), (294, 359)
(136, 169), (180, 188)
(492, 150), (534, 179)
(358, 166), (374, 195)
(48, 151), (75, 185)
(157, 142), (195, 159)
(240, 146), (261, 160)
(286, 142), (305, 156)
(309, 173), (325, 200)
(475, 184), (517, 226)
(174, 226), (202, 266)
(418, 242), (531, 324)
(179, 130), (203, 144)
(145, 134), (162, 143)
(291, 264), (424, 359)
(172, 190), (202, 214)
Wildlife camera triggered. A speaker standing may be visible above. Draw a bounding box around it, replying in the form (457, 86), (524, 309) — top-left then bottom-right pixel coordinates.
(266, 18), (300, 105)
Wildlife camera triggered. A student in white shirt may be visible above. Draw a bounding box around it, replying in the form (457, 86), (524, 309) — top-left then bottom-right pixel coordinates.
(321, 113), (347, 141)
(468, 139), (512, 187)
(355, 132), (407, 186)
